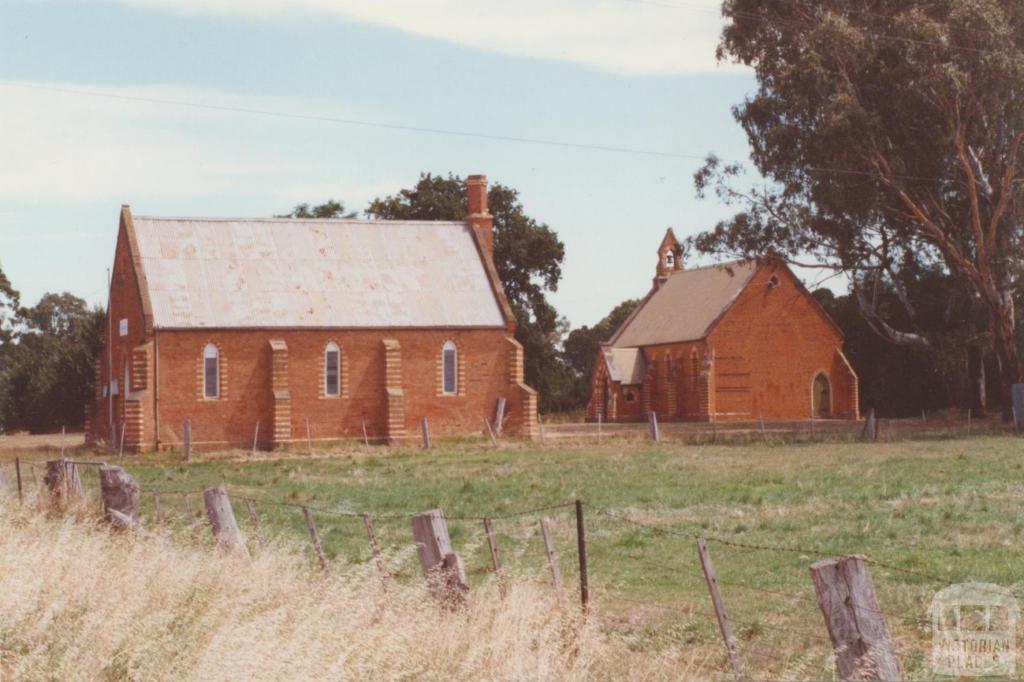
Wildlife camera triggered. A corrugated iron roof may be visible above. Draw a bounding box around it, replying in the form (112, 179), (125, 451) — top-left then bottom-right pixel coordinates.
(603, 347), (646, 385)
(610, 261), (758, 347)
(131, 217), (506, 329)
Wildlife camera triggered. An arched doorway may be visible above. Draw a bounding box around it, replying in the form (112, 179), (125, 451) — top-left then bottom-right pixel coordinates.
(812, 372), (831, 418)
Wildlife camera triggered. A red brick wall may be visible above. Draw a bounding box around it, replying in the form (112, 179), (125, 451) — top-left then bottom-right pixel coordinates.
(707, 263), (858, 420)
(87, 214), (150, 446)
(585, 263), (859, 423)
(150, 327), (522, 450)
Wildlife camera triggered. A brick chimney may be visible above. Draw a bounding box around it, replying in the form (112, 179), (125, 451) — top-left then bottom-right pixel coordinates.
(466, 174), (494, 261)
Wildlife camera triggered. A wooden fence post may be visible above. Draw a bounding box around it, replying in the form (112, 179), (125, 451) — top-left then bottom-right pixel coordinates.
(494, 397), (507, 436)
(597, 413), (602, 442)
(302, 506), (329, 571)
(411, 509), (468, 602)
(252, 422), (260, 455)
(539, 516), (563, 595)
(697, 538), (744, 682)
(305, 416), (313, 454)
(202, 485), (249, 556)
(362, 512), (388, 589)
(183, 419), (191, 462)
(538, 412), (545, 442)
(576, 500), (589, 613)
(362, 420), (369, 447)
(44, 459), (82, 510)
(861, 408), (877, 442)
(15, 457), (23, 504)
(967, 408), (972, 436)
(99, 465), (141, 528)
(759, 412), (767, 444)
(648, 411), (660, 442)
(245, 499), (266, 546)
(421, 417), (431, 449)
(483, 517), (501, 573)
(484, 418), (497, 447)
(809, 555), (902, 681)
(118, 425), (126, 458)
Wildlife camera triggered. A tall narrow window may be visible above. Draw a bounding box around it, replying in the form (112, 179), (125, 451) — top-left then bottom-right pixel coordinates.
(442, 341), (458, 395)
(665, 354), (674, 383)
(325, 342), (340, 397)
(203, 343), (219, 399)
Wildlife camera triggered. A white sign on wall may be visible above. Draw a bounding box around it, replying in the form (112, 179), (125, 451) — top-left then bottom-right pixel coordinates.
(119, 319), (128, 336)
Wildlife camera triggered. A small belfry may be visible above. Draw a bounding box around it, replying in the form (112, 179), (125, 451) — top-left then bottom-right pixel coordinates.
(654, 228), (683, 288)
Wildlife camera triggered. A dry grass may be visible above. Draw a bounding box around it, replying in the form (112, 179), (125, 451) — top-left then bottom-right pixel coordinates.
(0, 497), (714, 682)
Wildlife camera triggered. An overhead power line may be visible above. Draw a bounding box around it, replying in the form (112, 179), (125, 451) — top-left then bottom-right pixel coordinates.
(0, 80), (709, 162)
(0, 80), (963, 184)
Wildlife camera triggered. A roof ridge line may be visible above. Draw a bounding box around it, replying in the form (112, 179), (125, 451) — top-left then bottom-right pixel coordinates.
(132, 216), (468, 225)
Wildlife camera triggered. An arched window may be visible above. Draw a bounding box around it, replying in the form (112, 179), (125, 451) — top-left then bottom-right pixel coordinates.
(665, 252), (675, 268)
(324, 342), (341, 397)
(665, 353), (674, 383)
(203, 343), (220, 399)
(442, 341), (458, 395)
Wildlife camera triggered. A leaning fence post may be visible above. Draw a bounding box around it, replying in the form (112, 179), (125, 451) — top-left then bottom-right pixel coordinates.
(697, 538), (744, 682)
(362, 512), (388, 589)
(183, 419), (191, 462)
(484, 418), (497, 447)
(483, 517), (501, 573)
(362, 420), (370, 447)
(302, 506), (329, 571)
(494, 397), (507, 436)
(252, 422), (260, 455)
(648, 411), (660, 442)
(99, 465), (141, 529)
(411, 509), (468, 603)
(202, 485), (249, 556)
(15, 457), (23, 504)
(576, 500), (589, 614)
(118, 425), (126, 458)
(305, 416), (313, 454)
(421, 417), (431, 449)
(809, 555), (902, 681)
(539, 516), (563, 595)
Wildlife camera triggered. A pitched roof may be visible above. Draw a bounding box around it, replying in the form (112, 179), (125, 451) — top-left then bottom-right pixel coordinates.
(602, 347), (646, 385)
(129, 215), (507, 329)
(609, 260), (759, 347)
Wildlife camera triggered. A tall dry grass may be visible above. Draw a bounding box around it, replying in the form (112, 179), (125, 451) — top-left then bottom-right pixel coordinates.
(0, 499), (710, 681)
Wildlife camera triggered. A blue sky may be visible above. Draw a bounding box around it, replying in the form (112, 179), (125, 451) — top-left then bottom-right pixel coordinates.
(0, 0), (766, 327)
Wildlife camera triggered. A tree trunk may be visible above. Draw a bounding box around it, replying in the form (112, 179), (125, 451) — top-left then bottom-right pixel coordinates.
(993, 309), (1021, 421)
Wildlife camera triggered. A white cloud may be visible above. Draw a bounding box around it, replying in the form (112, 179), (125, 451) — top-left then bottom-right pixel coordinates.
(114, 0), (738, 75)
(0, 82), (402, 205)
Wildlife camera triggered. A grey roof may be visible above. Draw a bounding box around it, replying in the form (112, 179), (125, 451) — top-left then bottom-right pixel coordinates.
(131, 217), (506, 329)
(603, 347), (646, 385)
(610, 261), (759, 347)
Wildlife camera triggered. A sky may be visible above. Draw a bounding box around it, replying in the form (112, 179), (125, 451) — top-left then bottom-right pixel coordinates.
(0, 0), (767, 328)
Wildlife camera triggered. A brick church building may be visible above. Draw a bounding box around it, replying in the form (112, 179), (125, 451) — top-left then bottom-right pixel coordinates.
(86, 175), (538, 452)
(587, 229), (859, 423)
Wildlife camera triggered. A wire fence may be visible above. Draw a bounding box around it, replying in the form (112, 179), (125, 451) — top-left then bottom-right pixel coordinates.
(3, 456), (1020, 681)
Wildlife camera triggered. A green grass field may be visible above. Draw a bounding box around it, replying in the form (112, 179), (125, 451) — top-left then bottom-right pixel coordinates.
(4, 433), (1022, 679)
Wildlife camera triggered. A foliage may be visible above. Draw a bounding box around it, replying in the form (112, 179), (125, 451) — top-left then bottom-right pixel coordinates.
(276, 200), (357, 219)
(365, 173), (573, 411)
(694, 0), (1024, 411)
(562, 299), (641, 405)
(0, 264), (21, 431)
(0, 292), (105, 433)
